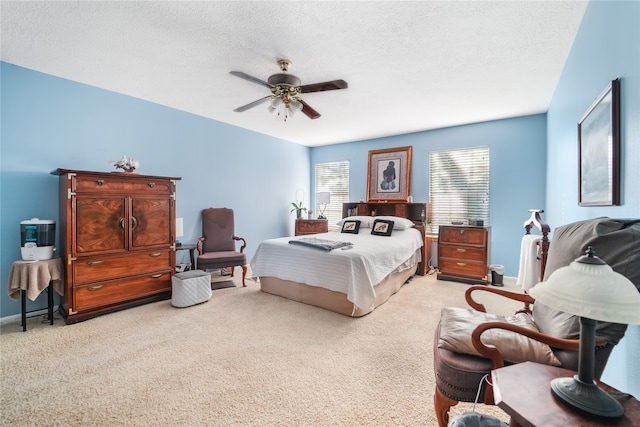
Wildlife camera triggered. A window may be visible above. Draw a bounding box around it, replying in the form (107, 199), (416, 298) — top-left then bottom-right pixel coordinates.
(429, 147), (490, 234)
(315, 161), (350, 228)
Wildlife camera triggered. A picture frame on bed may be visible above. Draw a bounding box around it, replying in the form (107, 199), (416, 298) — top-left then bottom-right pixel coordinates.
(578, 78), (620, 207)
(341, 220), (361, 234)
(371, 219), (394, 236)
(367, 146), (412, 202)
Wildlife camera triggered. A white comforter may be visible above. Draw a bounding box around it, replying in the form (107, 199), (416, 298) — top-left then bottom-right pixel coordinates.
(250, 228), (423, 311)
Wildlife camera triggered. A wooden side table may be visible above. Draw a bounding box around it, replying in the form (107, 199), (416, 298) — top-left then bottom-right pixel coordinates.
(492, 361), (640, 426)
(295, 219), (328, 236)
(7, 258), (64, 331)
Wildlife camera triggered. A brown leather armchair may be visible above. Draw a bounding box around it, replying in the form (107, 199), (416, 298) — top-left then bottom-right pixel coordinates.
(433, 217), (640, 427)
(196, 208), (247, 287)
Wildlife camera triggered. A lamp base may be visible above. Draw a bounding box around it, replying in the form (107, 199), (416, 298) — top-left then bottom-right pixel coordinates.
(551, 376), (624, 419)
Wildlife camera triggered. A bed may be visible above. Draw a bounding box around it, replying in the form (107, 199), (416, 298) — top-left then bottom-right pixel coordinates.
(250, 216), (424, 316)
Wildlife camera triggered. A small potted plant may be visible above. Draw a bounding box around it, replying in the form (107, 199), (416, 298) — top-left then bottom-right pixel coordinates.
(290, 201), (307, 219)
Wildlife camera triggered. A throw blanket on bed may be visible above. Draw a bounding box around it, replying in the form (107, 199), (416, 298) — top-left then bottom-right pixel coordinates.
(288, 237), (353, 251)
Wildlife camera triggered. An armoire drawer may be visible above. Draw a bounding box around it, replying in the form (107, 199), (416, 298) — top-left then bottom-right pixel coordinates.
(73, 272), (172, 311)
(438, 245), (486, 262)
(74, 175), (174, 195)
(73, 251), (171, 284)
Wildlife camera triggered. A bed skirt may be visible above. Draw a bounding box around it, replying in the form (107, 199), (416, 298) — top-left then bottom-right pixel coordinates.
(258, 264), (417, 317)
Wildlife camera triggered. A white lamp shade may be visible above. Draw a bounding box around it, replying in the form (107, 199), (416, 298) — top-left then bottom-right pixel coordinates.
(316, 192), (331, 204)
(175, 217), (184, 239)
(529, 260), (640, 325)
(290, 99), (303, 112)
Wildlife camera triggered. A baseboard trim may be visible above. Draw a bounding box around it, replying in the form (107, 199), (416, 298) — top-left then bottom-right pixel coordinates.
(0, 306), (59, 326)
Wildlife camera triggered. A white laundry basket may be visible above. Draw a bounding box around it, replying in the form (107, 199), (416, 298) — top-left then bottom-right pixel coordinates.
(171, 270), (212, 308)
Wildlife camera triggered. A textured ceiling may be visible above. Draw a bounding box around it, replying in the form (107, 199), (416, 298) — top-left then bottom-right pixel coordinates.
(1, 1), (588, 147)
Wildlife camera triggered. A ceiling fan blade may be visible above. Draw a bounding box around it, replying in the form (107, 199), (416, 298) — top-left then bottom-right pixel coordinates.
(233, 96), (272, 112)
(229, 71), (274, 88)
(298, 99), (321, 119)
(298, 79), (348, 93)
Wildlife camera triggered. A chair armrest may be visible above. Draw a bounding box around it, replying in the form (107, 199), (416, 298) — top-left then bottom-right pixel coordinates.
(233, 236), (247, 253)
(196, 237), (205, 255)
(465, 285), (535, 313)
(471, 321), (581, 369)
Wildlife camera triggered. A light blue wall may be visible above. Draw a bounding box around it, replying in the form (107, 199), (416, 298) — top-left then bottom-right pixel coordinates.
(1, 62), (310, 318)
(311, 114), (548, 276)
(546, 1), (640, 397)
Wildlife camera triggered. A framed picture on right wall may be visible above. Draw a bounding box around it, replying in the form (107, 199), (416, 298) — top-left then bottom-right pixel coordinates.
(578, 78), (621, 206)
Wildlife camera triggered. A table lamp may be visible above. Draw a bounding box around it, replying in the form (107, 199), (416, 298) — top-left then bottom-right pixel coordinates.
(316, 192), (330, 219)
(529, 247), (640, 419)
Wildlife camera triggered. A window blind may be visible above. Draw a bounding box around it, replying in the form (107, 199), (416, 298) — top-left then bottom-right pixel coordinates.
(315, 161), (350, 229)
(429, 146), (490, 234)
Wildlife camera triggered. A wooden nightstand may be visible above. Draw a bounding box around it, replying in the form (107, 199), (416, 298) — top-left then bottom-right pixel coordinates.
(295, 219), (328, 236)
(437, 225), (490, 284)
(492, 362), (640, 426)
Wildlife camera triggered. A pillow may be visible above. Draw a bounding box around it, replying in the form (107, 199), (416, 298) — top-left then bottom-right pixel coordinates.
(340, 220), (361, 234)
(372, 216), (415, 230)
(438, 306), (561, 366)
(371, 219), (394, 236)
(336, 216), (374, 228)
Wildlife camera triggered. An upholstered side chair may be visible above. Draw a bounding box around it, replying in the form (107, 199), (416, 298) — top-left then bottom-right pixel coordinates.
(197, 208), (247, 287)
(432, 217), (640, 427)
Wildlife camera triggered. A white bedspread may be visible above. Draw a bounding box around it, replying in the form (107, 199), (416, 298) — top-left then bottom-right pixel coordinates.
(250, 228), (423, 311)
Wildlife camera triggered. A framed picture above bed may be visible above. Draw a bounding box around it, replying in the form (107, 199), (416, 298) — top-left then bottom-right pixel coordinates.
(367, 146), (412, 202)
(578, 78), (620, 207)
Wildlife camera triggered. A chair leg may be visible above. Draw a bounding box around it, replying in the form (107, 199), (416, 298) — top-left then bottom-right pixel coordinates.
(241, 265), (247, 287)
(434, 387), (458, 427)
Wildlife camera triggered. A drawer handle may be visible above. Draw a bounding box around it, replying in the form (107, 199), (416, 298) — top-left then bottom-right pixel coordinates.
(459, 229), (464, 235)
(456, 248), (466, 253)
(87, 260), (104, 266)
(148, 182), (155, 188)
(96, 180), (104, 186)
(131, 216), (138, 229)
(150, 274), (163, 279)
(456, 262), (467, 267)
(119, 218), (125, 229)
(149, 253), (162, 257)
(87, 285), (104, 291)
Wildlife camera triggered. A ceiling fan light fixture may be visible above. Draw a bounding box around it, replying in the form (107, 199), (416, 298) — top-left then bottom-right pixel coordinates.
(230, 58), (347, 121)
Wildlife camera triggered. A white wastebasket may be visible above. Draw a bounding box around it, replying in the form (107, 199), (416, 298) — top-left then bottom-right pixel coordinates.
(171, 270), (212, 308)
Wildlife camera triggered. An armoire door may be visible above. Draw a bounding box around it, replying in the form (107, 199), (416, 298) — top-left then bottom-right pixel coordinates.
(130, 197), (172, 250)
(75, 196), (127, 255)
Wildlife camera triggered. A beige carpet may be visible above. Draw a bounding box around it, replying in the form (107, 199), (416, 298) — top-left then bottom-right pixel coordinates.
(0, 272), (521, 426)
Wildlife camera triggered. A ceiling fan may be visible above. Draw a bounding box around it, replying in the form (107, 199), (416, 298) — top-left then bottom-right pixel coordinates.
(230, 59), (348, 120)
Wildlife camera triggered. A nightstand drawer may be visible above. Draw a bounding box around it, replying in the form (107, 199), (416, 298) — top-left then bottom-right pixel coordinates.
(439, 227), (487, 245)
(439, 245), (486, 262)
(438, 259), (488, 278)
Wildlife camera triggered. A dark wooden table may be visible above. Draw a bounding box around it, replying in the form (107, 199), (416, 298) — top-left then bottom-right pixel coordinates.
(492, 361), (640, 426)
(176, 243), (197, 270)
